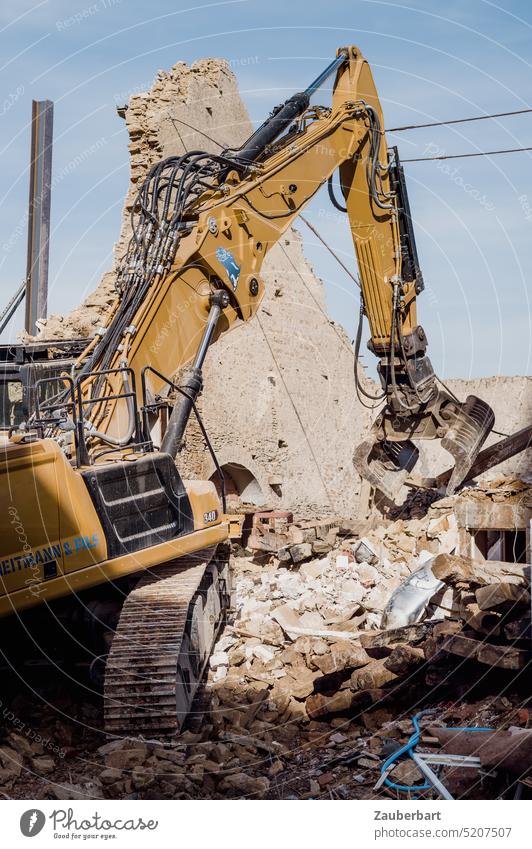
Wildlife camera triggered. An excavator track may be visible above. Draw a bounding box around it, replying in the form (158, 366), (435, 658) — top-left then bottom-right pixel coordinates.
(104, 544), (230, 739)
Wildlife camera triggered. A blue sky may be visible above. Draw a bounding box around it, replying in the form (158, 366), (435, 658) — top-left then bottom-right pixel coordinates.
(0, 0), (531, 379)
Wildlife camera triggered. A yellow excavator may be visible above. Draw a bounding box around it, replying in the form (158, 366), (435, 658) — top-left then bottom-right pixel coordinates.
(0, 47), (495, 736)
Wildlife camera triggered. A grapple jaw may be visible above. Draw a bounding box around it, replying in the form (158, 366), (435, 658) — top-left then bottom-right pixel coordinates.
(353, 437), (419, 501)
(353, 392), (495, 502)
(441, 395), (495, 494)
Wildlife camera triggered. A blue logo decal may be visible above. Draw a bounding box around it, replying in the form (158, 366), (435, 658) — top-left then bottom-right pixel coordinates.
(215, 247), (240, 289)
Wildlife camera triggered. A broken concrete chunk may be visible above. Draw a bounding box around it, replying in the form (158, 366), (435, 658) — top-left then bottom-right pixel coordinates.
(283, 668), (321, 700)
(292, 635), (329, 656)
(299, 558), (329, 581)
(312, 540), (333, 555)
(247, 644), (276, 663)
(210, 651), (230, 669)
(364, 584), (394, 613)
(335, 554), (351, 570)
(311, 641), (370, 675)
(349, 659), (397, 691)
(306, 689), (355, 720)
(213, 665), (228, 682)
(272, 603), (303, 635)
(289, 543), (313, 564)
(355, 562), (379, 586)
(217, 773), (270, 798)
(383, 644), (425, 675)
(31, 756), (55, 775)
(299, 610), (326, 628)
(0, 746), (23, 783)
(105, 742), (148, 771)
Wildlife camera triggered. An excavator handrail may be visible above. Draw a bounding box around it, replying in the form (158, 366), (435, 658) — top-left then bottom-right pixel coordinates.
(74, 365), (147, 465)
(34, 373), (78, 441)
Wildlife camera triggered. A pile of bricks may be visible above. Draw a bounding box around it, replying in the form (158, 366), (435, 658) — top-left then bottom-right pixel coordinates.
(248, 511), (343, 564)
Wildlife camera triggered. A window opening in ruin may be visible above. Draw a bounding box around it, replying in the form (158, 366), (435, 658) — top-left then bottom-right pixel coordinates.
(471, 529), (528, 564)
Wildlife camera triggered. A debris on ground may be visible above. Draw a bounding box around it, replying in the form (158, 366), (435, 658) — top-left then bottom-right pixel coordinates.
(0, 477), (530, 800)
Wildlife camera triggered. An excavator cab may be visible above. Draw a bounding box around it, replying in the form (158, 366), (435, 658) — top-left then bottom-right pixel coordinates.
(0, 340), (88, 433)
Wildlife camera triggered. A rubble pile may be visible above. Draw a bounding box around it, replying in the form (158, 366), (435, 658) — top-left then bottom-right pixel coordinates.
(438, 474), (531, 508)
(0, 733), (52, 787)
(393, 474), (532, 520)
(425, 553), (530, 669)
(89, 690), (530, 800)
(79, 481), (529, 800)
(0, 478), (530, 800)
(0, 696), (103, 800)
(192, 479), (530, 796)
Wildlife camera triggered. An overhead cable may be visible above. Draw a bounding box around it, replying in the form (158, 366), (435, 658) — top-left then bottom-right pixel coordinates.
(389, 107), (532, 133)
(403, 145), (532, 162)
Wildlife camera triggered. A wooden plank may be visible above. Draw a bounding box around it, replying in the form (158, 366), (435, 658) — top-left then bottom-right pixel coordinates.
(441, 633), (480, 661)
(476, 642), (529, 670)
(504, 618), (531, 641)
(441, 633), (529, 669)
(432, 553), (529, 587)
(428, 726), (532, 775)
(383, 644), (425, 675)
(462, 602), (501, 636)
(359, 621), (435, 649)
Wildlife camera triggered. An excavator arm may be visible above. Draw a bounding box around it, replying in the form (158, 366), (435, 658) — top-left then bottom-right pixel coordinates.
(47, 46), (493, 500)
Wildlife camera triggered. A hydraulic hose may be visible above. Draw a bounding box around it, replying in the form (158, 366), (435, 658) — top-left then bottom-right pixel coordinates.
(381, 711), (494, 794)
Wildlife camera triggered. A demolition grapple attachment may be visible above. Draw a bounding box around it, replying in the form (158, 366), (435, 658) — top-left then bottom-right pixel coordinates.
(353, 392), (495, 501)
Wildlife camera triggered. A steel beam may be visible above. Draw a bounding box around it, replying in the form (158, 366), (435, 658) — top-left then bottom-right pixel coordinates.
(25, 99), (54, 334)
(0, 280), (26, 336)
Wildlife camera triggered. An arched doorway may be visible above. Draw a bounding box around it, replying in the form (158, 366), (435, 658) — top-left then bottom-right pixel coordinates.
(210, 462), (266, 507)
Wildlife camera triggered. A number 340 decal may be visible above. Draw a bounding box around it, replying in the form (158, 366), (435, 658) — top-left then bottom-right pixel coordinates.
(203, 510), (218, 523)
